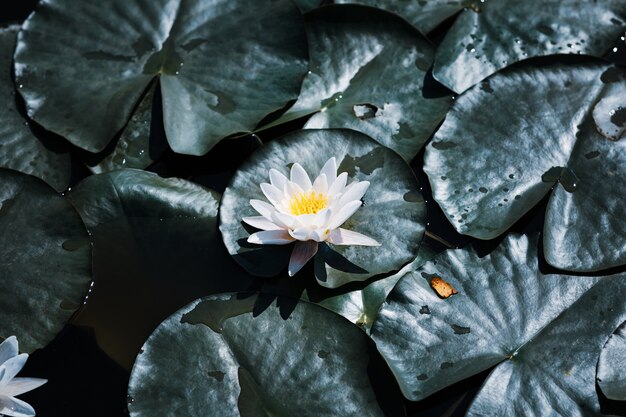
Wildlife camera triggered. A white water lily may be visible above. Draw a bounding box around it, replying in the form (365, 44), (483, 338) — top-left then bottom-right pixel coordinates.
(0, 337), (46, 417)
(244, 157), (380, 276)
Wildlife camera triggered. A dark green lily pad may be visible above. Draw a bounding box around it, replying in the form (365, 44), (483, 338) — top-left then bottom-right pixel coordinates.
(424, 61), (626, 272)
(67, 170), (256, 368)
(0, 26), (70, 192)
(432, 0), (626, 93)
(371, 233), (626, 416)
(597, 320), (626, 401)
(268, 5), (451, 161)
(0, 169), (91, 352)
(14, 0), (308, 155)
(220, 129), (425, 288)
(127, 293), (385, 416)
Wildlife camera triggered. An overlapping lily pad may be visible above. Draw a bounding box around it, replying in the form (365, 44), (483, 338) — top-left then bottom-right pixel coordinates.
(67, 169), (255, 368)
(424, 61), (626, 272)
(432, 0), (626, 93)
(14, 0), (308, 155)
(0, 169), (91, 352)
(127, 293), (384, 416)
(220, 129), (426, 288)
(269, 5), (451, 161)
(371, 233), (626, 415)
(0, 26), (70, 192)
(81, 81), (166, 174)
(597, 320), (626, 401)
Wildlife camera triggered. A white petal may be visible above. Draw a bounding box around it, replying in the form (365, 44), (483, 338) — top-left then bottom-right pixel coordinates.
(242, 216), (281, 231)
(2, 378), (46, 397)
(328, 228), (381, 246)
(249, 199), (276, 220)
(319, 157), (337, 184)
(296, 213), (318, 228)
(283, 181), (304, 200)
(0, 395), (36, 417)
(0, 355), (27, 386)
(328, 200), (363, 229)
(271, 212), (300, 229)
(328, 172), (348, 196)
(290, 163), (313, 190)
(247, 230), (295, 245)
(288, 228), (312, 241)
(312, 173), (328, 194)
(288, 241), (319, 276)
(260, 183), (283, 207)
(337, 181), (369, 208)
(310, 229), (330, 242)
(313, 208), (332, 228)
(269, 169), (288, 190)
(0, 337), (18, 365)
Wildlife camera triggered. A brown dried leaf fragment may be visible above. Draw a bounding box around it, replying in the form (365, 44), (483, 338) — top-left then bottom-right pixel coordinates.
(430, 277), (458, 299)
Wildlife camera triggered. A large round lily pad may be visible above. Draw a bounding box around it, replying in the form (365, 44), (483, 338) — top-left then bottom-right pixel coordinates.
(371, 233), (626, 416)
(0, 169), (91, 352)
(220, 129), (426, 288)
(432, 0), (626, 93)
(67, 169), (256, 368)
(597, 320), (626, 401)
(269, 5), (451, 161)
(127, 293), (384, 416)
(424, 61), (626, 272)
(0, 26), (70, 192)
(14, 0), (308, 155)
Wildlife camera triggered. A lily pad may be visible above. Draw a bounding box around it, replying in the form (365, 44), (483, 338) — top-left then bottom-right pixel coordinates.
(270, 5), (451, 161)
(371, 233), (626, 416)
(0, 25), (70, 192)
(220, 129), (426, 288)
(424, 61), (626, 272)
(432, 0), (626, 93)
(0, 169), (91, 352)
(67, 169), (255, 368)
(127, 293), (385, 416)
(597, 320), (626, 401)
(14, 0), (308, 155)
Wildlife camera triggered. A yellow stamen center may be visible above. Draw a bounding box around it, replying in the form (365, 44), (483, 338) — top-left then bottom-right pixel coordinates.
(289, 191), (328, 215)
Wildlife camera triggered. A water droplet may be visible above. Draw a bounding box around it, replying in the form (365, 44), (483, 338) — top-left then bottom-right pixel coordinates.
(416, 373), (429, 381)
(479, 187), (488, 193)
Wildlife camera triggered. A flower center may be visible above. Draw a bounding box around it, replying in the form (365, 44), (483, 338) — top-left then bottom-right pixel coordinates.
(289, 191), (328, 215)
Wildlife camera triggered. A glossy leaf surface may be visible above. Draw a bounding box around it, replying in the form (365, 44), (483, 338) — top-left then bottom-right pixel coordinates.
(128, 293), (384, 416)
(372, 234), (626, 416)
(0, 26), (70, 192)
(432, 0), (626, 92)
(274, 5), (451, 161)
(14, 0), (308, 155)
(424, 61), (626, 271)
(0, 169), (91, 352)
(597, 320), (626, 401)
